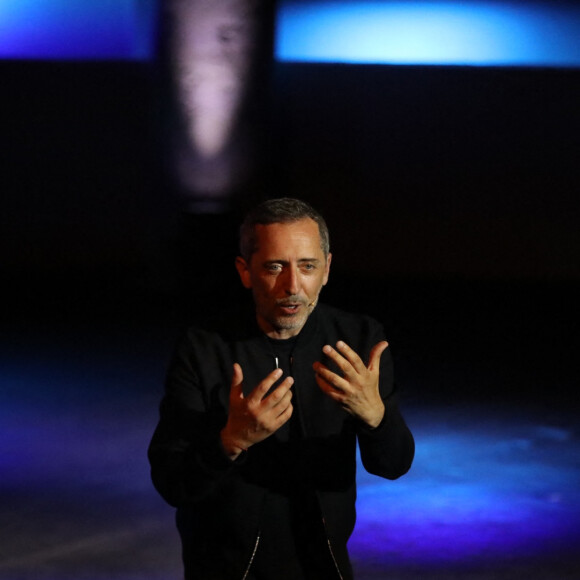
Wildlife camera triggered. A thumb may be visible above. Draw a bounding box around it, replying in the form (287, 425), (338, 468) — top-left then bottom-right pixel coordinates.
(230, 363), (244, 398)
(368, 341), (388, 371)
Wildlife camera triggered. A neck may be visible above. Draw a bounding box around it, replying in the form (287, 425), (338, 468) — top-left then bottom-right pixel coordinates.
(256, 315), (307, 340)
(262, 325), (303, 340)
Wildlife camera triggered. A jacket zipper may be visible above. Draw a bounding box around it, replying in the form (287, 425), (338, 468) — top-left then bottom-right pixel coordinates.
(321, 514), (344, 580)
(241, 531), (260, 580)
(272, 352), (343, 579)
(293, 350), (343, 579)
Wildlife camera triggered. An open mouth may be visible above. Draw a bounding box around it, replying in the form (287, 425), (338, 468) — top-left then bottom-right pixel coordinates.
(278, 303), (301, 314)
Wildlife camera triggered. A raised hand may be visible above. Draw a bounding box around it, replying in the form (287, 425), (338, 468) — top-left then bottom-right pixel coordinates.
(220, 363), (294, 460)
(313, 340), (388, 428)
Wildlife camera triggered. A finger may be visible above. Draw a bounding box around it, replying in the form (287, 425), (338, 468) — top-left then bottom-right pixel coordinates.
(315, 373), (347, 404)
(260, 388), (293, 430)
(230, 363), (244, 400)
(232, 363), (244, 386)
(263, 376), (294, 407)
(273, 400), (293, 425)
(321, 344), (360, 378)
(248, 368), (283, 401)
(327, 341), (369, 376)
(335, 341), (367, 372)
(313, 362), (349, 392)
(368, 341), (389, 371)
(273, 390), (293, 416)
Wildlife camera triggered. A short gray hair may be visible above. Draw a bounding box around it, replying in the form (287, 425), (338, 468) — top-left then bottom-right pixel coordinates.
(239, 198), (330, 261)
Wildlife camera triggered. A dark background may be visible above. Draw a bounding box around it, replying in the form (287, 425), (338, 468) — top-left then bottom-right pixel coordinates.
(2, 59), (579, 408)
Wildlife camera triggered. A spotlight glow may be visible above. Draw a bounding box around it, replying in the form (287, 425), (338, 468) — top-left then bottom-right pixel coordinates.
(170, 0), (256, 159)
(167, 0), (260, 209)
(276, 1), (580, 67)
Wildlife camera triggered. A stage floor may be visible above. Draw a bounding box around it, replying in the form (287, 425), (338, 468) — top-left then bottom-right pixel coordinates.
(1, 280), (578, 579)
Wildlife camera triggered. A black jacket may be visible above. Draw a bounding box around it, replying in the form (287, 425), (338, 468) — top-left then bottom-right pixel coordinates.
(148, 303), (415, 579)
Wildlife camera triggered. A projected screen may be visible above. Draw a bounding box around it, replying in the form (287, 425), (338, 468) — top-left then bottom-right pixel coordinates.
(0, 0), (157, 60)
(275, 1), (580, 67)
(2, 1), (580, 67)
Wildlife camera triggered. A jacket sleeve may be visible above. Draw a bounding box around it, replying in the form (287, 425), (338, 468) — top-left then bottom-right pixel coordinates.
(356, 327), (415, 480)
(147, 330), (243, 507)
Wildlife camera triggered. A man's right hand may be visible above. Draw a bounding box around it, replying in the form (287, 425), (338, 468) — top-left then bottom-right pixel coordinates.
(220, 363), (294, 460)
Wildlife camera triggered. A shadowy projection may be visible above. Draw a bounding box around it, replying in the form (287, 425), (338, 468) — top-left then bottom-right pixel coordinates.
(162, 0), (274, 212)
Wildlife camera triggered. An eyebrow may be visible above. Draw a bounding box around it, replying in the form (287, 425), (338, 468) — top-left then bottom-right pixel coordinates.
(263, 258), (322, 265)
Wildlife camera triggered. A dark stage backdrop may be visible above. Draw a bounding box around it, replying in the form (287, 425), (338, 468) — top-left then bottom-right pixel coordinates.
(2, 59), (578, 411)
(270, 64), (580, 280)
(2, 61), (578, 283)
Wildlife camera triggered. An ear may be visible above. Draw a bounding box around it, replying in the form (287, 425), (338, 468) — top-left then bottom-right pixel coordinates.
(322, 253), (332, 286)
(235, 256), (252, 289)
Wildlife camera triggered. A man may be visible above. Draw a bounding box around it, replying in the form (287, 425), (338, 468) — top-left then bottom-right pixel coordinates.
(149, 198), (414, 579)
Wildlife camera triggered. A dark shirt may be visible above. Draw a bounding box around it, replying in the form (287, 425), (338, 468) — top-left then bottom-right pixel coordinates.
(148, 303), (415, 580)
(251, 336), (339, 579)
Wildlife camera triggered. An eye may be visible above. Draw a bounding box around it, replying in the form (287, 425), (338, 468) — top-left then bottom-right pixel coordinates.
(301, 263), (316, 272)
(266, 263), (282, 273)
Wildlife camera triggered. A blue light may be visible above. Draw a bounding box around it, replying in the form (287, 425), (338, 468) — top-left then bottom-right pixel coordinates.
(2, 337), (579, 573)
(4, 1), (580, 66)
(276, 1), (580, 67)
(350, 409), (580, 566)
(0, 0), (157, 60)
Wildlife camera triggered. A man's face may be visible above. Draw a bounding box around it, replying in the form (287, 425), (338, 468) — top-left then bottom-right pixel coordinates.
(236, 218), (331, 339)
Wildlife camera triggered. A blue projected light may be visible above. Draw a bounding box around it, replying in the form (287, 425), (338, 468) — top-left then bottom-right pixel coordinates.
(0, 0), (157, 60)
(5, 1), (580, 66)
(276, 1), (580, 67)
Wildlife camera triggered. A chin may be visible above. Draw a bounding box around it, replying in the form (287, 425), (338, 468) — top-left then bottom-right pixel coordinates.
(278, 314), (307, 331)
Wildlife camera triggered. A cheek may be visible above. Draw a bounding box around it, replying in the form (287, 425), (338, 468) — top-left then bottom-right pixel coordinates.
(254, 278), (276, 298)
(307, 276), (326, 296)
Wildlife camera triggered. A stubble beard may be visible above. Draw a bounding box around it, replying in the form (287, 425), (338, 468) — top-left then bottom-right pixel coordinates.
(259, 296), (314, 337)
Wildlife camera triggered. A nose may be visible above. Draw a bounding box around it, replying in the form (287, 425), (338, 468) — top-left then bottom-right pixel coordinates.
(283, 265), (301, 296)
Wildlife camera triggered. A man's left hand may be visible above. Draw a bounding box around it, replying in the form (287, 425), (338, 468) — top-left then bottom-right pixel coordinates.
(313, 340), (388, 428)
